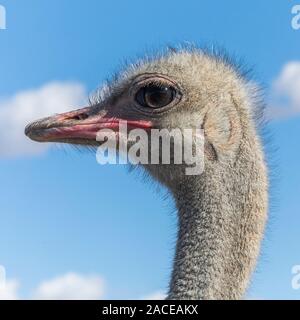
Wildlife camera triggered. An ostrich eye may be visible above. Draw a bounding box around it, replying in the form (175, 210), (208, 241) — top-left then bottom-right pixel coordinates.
(135, 84), (176, 108)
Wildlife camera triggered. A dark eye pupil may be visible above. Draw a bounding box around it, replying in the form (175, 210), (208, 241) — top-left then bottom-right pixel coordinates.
(136, 85), (175, 108)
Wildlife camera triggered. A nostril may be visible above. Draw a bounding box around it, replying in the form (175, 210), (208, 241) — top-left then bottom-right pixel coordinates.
(72, 113), (89, 121)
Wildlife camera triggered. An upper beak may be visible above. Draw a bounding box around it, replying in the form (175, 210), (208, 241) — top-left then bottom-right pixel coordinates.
(25, 106), (152, 144)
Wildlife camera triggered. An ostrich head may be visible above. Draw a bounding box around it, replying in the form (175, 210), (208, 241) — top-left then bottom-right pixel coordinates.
(25, 48), (268, 300)
(25, 50), (248, 188)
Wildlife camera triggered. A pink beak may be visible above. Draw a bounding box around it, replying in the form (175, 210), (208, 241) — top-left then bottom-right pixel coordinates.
(25, 106), (152, 143)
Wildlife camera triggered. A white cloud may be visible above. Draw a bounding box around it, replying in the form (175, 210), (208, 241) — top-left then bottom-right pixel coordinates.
(0, 272), (165, 300)
(141, 290), (166, 300)
(32, 272), (105, 300)
(0, 82), (87, 157)
(0, 279), (19, 300)
(268, 61), (300, 120)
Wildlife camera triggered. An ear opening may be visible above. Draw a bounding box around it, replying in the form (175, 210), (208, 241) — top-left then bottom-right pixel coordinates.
(202, 98), (242, 159)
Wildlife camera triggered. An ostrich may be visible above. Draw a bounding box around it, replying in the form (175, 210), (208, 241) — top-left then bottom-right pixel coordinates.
(25, 48), (268, 300)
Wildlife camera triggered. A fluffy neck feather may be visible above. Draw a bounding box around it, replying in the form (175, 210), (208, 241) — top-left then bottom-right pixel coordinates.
(167, 133), (268, 300)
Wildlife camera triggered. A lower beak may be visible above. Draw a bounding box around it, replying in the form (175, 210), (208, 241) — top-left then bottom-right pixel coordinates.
(25, 107), (152, 144)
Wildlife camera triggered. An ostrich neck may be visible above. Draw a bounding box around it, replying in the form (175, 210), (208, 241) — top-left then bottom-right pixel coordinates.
(168, 148), (268, 300)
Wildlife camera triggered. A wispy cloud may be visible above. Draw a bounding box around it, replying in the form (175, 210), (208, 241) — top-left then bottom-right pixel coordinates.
(31, 272), (105, 300)
(268, 61), (300, 120)
(0, 273), (166, 300)
(0, 273), (105, 300)
(0, 82), (87, 157)
(0, 279), (19, 300)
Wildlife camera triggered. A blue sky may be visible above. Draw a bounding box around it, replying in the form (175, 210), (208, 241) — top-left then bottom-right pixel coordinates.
(0, 0), (299, 299)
